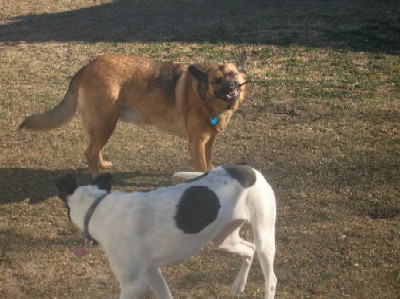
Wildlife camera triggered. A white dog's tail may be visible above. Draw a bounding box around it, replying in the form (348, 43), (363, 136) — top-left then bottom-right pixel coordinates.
(172, 172), (204, 180)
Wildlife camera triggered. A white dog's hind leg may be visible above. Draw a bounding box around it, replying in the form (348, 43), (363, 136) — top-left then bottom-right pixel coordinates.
(229, 238), (256, 296)
(256, 245), (277, 298)
(147, 268), (173, 299)
(214, 222), (256, 296)
(252, 224), (277, 299)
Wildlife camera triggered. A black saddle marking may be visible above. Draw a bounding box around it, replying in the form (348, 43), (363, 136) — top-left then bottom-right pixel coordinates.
(175, 186), (221, 234)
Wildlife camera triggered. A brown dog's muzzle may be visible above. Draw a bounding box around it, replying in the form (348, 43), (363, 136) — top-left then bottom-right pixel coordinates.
(215, 81), (240, 101)
(215, 81), (246, 109)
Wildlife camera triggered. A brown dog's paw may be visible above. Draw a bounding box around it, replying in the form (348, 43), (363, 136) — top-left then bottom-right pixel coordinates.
(99, 160), (113, 169)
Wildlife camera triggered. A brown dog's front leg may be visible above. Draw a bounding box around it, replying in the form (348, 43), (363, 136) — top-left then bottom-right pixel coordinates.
(205, 132), (218, 170)
(188, 134), (209, 172)
(85, 146), (100, 179)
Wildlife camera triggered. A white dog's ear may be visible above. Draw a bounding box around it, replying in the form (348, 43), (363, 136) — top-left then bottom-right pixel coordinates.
(91, 173), (113, 193)
(55, 174), (78, 202)
(188, 65), (208, 83)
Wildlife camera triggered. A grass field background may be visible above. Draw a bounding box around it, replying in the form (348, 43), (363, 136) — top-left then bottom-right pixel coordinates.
(0, 0), (399, 298)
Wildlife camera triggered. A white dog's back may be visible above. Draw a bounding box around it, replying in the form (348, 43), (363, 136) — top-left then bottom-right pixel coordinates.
(93, 167), (254, 262)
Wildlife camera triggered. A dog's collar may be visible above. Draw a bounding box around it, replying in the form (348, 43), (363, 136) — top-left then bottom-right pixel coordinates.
(83, 193), (107, 245)
(184, 97), (226, 131)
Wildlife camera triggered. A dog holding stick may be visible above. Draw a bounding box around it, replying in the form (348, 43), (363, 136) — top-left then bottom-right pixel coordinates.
(21, 53), (247, 178)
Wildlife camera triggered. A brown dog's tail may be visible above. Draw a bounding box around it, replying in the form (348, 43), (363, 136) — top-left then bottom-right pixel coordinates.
(19, 75), (80, 131)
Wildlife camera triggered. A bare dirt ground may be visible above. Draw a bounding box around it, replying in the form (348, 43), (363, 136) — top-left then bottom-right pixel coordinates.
(0, 0), (399, 298)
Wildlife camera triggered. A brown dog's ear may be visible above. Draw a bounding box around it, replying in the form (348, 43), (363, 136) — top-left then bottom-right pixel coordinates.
(188, 65), (208, 83)
(55, 175), (78, 202)
(237, 51), (247, 73)
(91, 173), (113, 193)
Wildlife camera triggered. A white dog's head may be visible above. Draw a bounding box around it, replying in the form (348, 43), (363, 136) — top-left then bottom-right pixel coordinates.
(55, 173), (114, 221)
(56, 173), (113, 200)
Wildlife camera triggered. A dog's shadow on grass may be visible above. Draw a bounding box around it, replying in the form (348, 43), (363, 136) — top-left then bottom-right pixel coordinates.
(0, 168), (172, 204)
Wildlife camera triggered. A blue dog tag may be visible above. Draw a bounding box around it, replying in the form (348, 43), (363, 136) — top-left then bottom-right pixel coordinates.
(211, 116), (218, 125)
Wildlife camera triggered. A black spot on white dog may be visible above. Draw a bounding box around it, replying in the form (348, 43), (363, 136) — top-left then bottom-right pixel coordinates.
(224, 165), (256, 188)
(175, 186), (221, 234)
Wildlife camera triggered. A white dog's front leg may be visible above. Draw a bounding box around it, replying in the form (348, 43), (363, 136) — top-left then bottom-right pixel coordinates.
(147, 268), (173, 299)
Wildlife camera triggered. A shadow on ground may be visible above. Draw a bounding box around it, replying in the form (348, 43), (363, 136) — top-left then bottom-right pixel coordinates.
(1, 0), (399, 54)
(0, 168), (171, 204)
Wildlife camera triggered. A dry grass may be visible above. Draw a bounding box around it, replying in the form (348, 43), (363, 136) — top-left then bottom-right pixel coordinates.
(1, 0), (399, 298)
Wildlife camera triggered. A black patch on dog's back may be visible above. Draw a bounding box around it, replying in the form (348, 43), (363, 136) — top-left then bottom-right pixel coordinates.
(175, 186), (221, 234)
(147, 62), (185, 104)
(223, 165), (256, 188)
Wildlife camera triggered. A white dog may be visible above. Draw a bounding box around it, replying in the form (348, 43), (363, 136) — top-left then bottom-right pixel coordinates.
(55, 164), (277, 299)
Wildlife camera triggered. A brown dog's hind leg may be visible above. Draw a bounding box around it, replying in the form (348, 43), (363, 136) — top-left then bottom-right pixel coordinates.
(85, 120), (118, 178)
(99, 150), (112, 169)
(85, 140), (105, 179)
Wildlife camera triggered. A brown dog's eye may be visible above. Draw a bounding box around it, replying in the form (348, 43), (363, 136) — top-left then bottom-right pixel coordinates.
(212, 77), (223, 84)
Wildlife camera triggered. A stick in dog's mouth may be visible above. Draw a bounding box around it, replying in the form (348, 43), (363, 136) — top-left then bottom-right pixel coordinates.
(238, 80), (249, 87)
(216, 81), (249, 102)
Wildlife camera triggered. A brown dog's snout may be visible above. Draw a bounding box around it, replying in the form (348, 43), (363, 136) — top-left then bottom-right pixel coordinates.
(224, 81), (240, 92)
(215, 80), (241, 101)
(228, 81), (237, 90)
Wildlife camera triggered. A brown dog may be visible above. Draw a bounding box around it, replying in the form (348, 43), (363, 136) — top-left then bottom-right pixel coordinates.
(19, 53), (247, 178)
